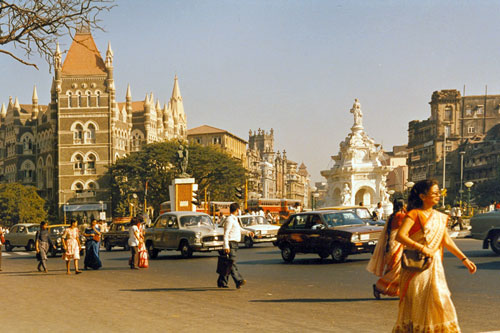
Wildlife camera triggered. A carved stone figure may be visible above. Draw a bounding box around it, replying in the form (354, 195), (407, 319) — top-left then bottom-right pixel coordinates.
(341, 183), (351, 206)
(176, 144), (190, 178)
(350, 98), (363, 127)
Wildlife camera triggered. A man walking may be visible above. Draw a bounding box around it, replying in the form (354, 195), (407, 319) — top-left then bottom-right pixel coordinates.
(217, 202), (253, 289)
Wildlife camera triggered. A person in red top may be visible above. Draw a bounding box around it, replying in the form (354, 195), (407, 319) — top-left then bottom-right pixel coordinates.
(367, 198), (406, 299)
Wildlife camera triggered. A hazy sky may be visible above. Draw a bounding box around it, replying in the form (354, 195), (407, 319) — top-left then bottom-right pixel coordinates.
(2, 0), (500, 182)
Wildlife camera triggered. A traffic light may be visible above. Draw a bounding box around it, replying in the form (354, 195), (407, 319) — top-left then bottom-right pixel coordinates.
(235, 186), (244, 199)
(441, 188), (447, 197)
(192, 184), (199, 206)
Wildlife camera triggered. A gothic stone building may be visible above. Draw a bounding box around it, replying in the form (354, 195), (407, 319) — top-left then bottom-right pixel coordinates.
(408, 89), (500, 202)
(0, 30), (187, 221)
(246, 128), (310, 207)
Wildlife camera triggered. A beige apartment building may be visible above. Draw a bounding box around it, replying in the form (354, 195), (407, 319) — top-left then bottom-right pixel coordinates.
(187, 125), (247, 163)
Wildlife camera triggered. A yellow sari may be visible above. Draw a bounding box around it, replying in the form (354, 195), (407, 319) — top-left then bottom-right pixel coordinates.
(393, 209), (460, 333)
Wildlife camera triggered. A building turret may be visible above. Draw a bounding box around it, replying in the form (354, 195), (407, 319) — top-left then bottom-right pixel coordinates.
(0, 103), (6, 122)
(54, 42), (62, 79)
(126, 84), (133, 124)
(32, 85), (39, 119)
(170, 75), (186, 124)
(14, 96), (20, 112)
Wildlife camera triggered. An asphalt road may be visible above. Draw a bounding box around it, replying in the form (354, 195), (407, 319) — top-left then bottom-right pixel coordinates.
(0, 239), (499, 333)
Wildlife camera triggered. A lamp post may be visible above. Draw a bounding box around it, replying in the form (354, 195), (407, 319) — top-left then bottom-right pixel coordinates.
(459, 151), (465, 209)
(128, 193), (138, 217)
(464, 181), (474, 216)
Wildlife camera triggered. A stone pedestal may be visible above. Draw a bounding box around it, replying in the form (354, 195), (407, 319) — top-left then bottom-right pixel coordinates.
(169, 178), (197, 212)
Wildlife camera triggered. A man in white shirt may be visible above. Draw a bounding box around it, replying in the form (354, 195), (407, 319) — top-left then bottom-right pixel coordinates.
(218, 203), (253, 289)
(128, 217), (142, 269)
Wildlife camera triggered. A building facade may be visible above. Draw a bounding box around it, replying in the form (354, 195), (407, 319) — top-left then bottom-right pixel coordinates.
(246, 128), (310, 207)
(0, 30), (187, 221)
(187, 125), (247, 163)
(408, 89), (500, 202)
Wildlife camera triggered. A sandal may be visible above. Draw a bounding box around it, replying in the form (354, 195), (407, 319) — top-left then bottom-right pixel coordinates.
(373, 284), (381, 300)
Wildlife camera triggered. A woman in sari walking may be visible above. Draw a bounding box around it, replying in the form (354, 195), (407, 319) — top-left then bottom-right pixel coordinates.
(393, 179), (476, 332)
(62, 219), (82, 275)
(83, 219), (102, 270)
(367, 198), (406, 299)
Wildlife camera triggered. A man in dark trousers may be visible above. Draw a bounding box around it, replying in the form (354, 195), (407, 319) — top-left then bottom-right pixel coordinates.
(217, 202), (253, 289)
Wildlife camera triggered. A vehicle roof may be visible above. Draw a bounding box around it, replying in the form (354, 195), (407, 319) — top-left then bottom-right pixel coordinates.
(47, 224), (69, 228)
(318, 206), (369, 211)
(11, 223), (40, 227)
(239, 215), (266, 218)
(160, 211), (210, 217)
(291, 210), (356, 216)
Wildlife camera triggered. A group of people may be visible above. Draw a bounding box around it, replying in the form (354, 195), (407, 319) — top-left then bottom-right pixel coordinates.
(30, 217), (148, 274)
(367, 179), (477, 332)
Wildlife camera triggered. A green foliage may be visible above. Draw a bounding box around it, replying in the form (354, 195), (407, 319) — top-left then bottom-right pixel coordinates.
(0, 183), (47, 227)
(108, 140), (247, 218)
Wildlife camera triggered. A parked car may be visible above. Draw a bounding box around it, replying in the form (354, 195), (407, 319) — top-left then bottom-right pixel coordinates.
(102, 222), (130, 251)
(47, 224), (86, 257)
(470, 210), (500, 254)
(319, 206), (385, 226)
(145, 211), (224, 259)
(238, 215), (280, 248)
(275, 210), (383, 263)
(3, 223), (40, 251)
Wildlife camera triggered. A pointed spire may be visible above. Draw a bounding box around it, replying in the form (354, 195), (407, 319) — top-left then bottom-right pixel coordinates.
(150, 92), (154, 104)
(1, 103), (6, 117)
(8, 96), (13, 109)
(155, 99), (161, 111)
(126, 84), (132, 100)
(54, 42), (62, 70)
(171, 74), (182, 101)
(32, 85), (38, 102)
(14, 97), (20, 110)
(105, 41), (113, 68)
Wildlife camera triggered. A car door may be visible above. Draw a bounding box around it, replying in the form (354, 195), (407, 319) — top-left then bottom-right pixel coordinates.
(153, 216), (168, 248)
(164, 215), (181, 249)
(308, 214), (326, 251)
(288, 215), (309, 252)
(8, 226), (18, 246)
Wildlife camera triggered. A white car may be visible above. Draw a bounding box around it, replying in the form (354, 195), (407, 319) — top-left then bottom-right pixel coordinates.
(238, 215), (280, 248)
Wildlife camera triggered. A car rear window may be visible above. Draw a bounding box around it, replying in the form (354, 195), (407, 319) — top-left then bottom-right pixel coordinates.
(323, 212), (364, 227)
(28, 225), (40, 232)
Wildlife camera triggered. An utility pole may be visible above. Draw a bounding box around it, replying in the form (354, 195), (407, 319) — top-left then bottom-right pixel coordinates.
(442, 126), (447, 208)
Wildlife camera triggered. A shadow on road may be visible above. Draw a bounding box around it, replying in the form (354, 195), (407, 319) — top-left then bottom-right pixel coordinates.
(120, 287), (233, 292)
(250, 297), (397, 303)
(240, 257), (367, 265)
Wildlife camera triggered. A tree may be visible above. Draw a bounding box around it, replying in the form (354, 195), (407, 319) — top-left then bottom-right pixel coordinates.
(471, 179), (500, 207)
(0, 183), (47, 226)
(0, 0), (114, 69)
(108, 140), (247, 218)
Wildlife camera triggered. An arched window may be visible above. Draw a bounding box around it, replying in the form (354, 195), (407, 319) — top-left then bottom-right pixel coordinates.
(86, 91), (92, 107)
(74, 154), (84, 172)
(86, 123), (96, 143)
(77, 91), (82, 107)
(74, 124), (83, 143)
(67, 92), (72, 108)
(87, 154), (96, 171)
(96, 91), (101, 107)
(87, 182), (97, 195)
(46, 156), (53, 188)
(75, 183), (84, 194)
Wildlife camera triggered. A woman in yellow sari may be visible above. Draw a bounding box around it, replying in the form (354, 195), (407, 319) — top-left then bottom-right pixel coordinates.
(393, 179), (476, 332)
(367, 198), (406, 299)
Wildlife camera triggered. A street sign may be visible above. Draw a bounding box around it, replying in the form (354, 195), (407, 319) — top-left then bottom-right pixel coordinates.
(99, 212), (106, 220)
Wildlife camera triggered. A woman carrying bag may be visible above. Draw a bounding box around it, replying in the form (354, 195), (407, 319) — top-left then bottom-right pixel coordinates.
(83, 219), (102, 270)
(367, 198), (406, 299)
(393, 179), (476, 332)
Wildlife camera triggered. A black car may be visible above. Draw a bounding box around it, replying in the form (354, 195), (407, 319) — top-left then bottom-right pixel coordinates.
(275, 210), (383, 263)
(48, 225), (85, 257)
(102, 222), (130, 251)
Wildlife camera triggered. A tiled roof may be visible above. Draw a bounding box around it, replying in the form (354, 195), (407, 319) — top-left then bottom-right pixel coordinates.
(187, 125), (226, 135)
(62, 32), (106, 75)
(117, 101), (145, 112)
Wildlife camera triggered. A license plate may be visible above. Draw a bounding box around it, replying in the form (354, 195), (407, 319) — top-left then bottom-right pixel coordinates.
(368, 241), (377, 245)
(360, 234), (370, 241)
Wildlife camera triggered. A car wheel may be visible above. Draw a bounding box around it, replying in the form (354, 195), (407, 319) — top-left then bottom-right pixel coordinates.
(5, 241), (13, 252)
(25, 240), (35, 252)
(331, 244), (347, 263)
(179, 241), (193, 258)
(281, 243), (295, 263)
(490, 232), (500, 255)
(105, 241), (112, 252)
(50, 247), (58, 257)
(244, 236), (254, 248)
(147, 242), (159, 259)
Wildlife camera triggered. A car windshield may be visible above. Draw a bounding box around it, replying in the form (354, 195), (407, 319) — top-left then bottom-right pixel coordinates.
(323, 212), (364, 227)
(240, 216), (268, 226)
(180, 215), (214, 228)
(355, 209), (372, 219)
(28, 225), (40, 232)
(49, 226), (66, 235)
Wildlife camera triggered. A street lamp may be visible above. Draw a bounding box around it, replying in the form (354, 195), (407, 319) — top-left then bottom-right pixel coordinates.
(459, 151), (465, 209)
(464, 181), (474, 216)
(128, 193), (138, 217)
(405, 181), (415, 200)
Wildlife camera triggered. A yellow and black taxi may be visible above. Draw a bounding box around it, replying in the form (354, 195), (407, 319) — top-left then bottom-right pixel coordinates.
(275, 210), (383, 263)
